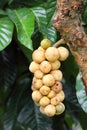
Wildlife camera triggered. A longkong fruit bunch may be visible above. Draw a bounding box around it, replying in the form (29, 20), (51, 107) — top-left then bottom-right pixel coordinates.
(29, 39), (69, 117)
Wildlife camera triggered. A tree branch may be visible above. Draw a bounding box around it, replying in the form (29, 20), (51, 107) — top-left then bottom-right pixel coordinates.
(53, 0), (87, 87)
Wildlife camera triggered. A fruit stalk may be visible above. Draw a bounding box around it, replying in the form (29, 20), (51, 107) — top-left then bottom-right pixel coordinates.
(53, 0), (87, 87)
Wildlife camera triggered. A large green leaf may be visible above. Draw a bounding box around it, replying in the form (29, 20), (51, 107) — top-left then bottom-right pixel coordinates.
(47, 27), (57, 44)
(9, 0), (45, 8)
(0, 106), (4, 130)
(7, 8), (35, 51)
(4, 74), (31, 130)
(61, 49), (79, 78)
(46, 0), (56, 25)
(0, 9), (6, 15)
(76, 73), (87, 113)
(0, 17), (14, 51)
(17, 103), (53, 130)
(31, 6), (57, 43)
(31, 7), (47, 36)
(63, 76), (80, 111)
(0, 46), (17, 104)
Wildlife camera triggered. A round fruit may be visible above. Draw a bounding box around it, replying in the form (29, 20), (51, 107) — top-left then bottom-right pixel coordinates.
(44, 104), (56, 117)
(51, 96), (60, 106)
(34, 70), (44, 79)
(47, 90), (56, 98)
(55, 102), (65, 115)
(32, 77), (43, 89)
(51, 60), (61, 70)
(40, 60), (51, 73)
(34, 101), (40, 106)
(50, 70), (63, 81)
(39, 106), (45, 114)
(31, 85), (36, 91)
(40, 85), (50, 95)
(42, 74), (55, 86)
(56, 90), (65, 102)
(32, 90), (42, 102)
(40, 39), (52, 49)
(39, 96), (50, 107)
(45, 47), (59, 62)
(52, 81), (62, 93)
(29, 61), (39, 73)
(38, 46), (45, 52)
(32, 49), (45, 63)
(58, 46), (69, 61)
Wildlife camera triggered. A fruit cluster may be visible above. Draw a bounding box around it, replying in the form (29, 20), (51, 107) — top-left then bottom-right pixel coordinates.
(29, 39), (69, 117)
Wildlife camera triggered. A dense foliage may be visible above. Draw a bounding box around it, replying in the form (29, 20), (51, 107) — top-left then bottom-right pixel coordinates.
(0, 0), (87, 130)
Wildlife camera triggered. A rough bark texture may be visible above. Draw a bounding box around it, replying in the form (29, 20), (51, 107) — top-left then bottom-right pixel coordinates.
(53, 0), (87, 87)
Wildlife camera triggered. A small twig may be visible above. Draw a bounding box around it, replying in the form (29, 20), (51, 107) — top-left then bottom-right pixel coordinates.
(53, 39), (65, 47)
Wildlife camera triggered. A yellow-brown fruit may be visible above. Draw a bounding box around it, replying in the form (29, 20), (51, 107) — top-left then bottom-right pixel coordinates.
(47, 90), (56, 98)
(29, 61), (39, 73)
(52, 81), (62, 93)
(38, 46), (45, 52)
(50, 70), (63, 81)
(39, 96), (50, 107)
(56, 90), (65, 102)
(39, 106), (45, 114)
(51, 96), (60, 105)
(40, 85), (50, 95)
(32, 90), (42, 102)
(34, 101), (40, 106)
(40, 60), (51, 73)
(51, 60), (61, 70)
(58, 47), (69, 61)
(44, 104), (56, 117)
(31, 85), (36, 91)
(32, 77), (43, 89)
(45, 47), (59, 62)
(34, 70), (44, 79)
(55, 102), (65, 115)
(40, 39), (52, 49)
(42, 74), (55, 86)
(32, 49), (45, 63)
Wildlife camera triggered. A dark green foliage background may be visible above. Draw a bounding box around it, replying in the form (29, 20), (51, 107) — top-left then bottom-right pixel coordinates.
(0, 0), (87, 130)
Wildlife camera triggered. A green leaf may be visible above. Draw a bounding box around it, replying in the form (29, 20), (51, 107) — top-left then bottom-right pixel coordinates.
(31, 7), (47, 36)
(78, 110), (87, 130)
(17, 103), (53, 130)
(76, 73), (87, 113)
(0, 9), (6, 15)
(4, 74), (32, 130)
(0, 17), (14, 51)
(31, 7), (57, 43)
(9, 0), (45, 8)
(61, 49), (79, 78)
(0, 106), (4, 129)
(63, 76), (80, 111)
(47, 27), (57, 44)
(46, 0), (56, 25)
(82, 7), (87, 25)
(0, 47), (17, 103)
(7, 8), (35, 51)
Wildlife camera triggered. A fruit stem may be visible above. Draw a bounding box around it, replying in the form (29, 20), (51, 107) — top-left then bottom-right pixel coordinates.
(53, 39), (65, 47)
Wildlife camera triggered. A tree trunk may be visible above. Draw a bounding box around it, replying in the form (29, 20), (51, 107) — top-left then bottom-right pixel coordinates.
(53, 0), (87, 88)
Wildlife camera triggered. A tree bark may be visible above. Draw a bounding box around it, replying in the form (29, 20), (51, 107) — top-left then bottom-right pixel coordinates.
(53, 0), (87, 87)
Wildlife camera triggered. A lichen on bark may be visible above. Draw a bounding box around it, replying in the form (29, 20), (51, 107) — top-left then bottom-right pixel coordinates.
(53, 0), (87, 87)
